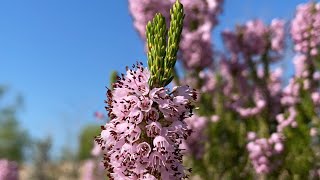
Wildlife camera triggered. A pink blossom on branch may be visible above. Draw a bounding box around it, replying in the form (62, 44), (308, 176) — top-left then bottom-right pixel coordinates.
(183, 115), (208, 159)
(247, 132), (284, 174)
(222, 19), (285, 59)
(291, 2), (320, 56)
(95, 63), (197, 179)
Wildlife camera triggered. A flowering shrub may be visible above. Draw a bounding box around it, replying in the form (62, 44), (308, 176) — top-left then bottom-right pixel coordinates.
(95, 1), (199, 179)
(126, 0), (320, 179)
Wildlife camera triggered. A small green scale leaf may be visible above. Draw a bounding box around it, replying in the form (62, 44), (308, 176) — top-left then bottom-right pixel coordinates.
(146, 0), (184, 88)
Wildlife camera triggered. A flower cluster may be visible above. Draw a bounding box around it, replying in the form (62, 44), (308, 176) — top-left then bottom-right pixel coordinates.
(219, 57), (249, 98)
(180, 69), (216, 93)
(231, 90), (266, 118)
(291, 2), (320, 55)
(276, 107), (297, 132)
(128, 0), (173, 39)
(222, 19), (285, 58)
(219, 57), (269, 118)
(95, 63), (197, 179)
(280, 56), (309, 107)
(0, 159), (18, 180)
(179, 22), (214, 69)
(183, 115), (208, 159)
(129, 0), (223, 70)
(279, 55), (316, 132)
(126, 0), (320, 178)
(247, 132), (284, 174)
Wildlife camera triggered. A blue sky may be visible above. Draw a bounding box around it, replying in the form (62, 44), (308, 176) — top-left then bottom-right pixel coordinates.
(0, 0), (308, 156)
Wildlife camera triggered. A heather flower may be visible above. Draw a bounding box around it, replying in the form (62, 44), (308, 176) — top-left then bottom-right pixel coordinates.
(281, 79), (300, 106)
(310, 128), (318, 137)
(219, 57), (249, 100)
(180, 69), (216, 93)
(312, 92), (320, 105)
(280, 54), (312, 107)
(231, 89), (266, 118)
(291, 2), (320, 55)
(0, 159), (19, 180)
(270, 19), (286, 52)
(268, 68), (283, 96)
(313, 71), (320, 80)
(247, 132), (284, 174)
(276, 107), (297, 132)
(128, 0), (173, 39)
(247, 132), (257, 141)
(222, 19), (285, 58)
(210, 115), (219, 122)
(198, 70), (216, 93)
(183, 115), (208, 159)
(242, 20), (269, 55)
(179, 22), (214, 69)
(256, 68), (283, 116)
(95, 63), (196, 179)
(293, 54), (308, 78)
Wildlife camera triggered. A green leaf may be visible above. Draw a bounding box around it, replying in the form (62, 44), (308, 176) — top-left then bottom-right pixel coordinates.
(146, 0), (184, 88)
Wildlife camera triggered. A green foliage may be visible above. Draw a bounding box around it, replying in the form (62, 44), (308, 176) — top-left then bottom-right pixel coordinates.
(0, 86), (30, 163)
(147, 0), (184, 88)
(77, 124), (100, 160)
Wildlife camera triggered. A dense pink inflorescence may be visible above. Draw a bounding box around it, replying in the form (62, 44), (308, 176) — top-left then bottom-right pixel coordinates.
(128, 0), (173, 40)
(247, 132), (284, 174)
(231, 90), (266, 118)
(180, 69), (217, 93)
(276, 107), (298, 132)
(222, 19), (285, 58)
(179, 21), (214, 69)
(291, 2), (320, 55)
(95, 63), (197, 179)
(219, 18), (286, 120)
(128, 0), (223, 70)
(278, 53), (319, 132)
(183, 115), (208, 159)
(219, 57), (249, 101)
(0, 159), (19, 180)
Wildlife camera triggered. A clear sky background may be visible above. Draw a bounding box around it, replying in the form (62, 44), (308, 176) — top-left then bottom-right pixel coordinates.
(0, 0), (308, 156)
